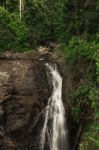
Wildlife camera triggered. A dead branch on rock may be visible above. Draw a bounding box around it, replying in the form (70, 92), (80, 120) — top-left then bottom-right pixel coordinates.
(29, 108), (46, 132)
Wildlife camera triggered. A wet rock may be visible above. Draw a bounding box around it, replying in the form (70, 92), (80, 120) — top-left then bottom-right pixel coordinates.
(0, 53), (52, 150)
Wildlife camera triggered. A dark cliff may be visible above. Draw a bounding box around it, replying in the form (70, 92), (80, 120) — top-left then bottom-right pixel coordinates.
(0, 52), (52, 150)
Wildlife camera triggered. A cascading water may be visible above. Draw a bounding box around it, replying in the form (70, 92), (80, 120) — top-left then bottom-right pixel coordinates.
(40, 63), (68, 150)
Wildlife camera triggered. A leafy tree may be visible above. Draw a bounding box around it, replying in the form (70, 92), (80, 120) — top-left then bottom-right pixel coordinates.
(63, 0), (99, 39)
(0, 0), (99, 49)
(23, 0), (65, 46)
(0, 6), (28, 51)
(6, 0), (19, 13)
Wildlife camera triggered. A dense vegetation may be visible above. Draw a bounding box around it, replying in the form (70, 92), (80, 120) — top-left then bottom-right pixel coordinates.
(59, 36), (99, 150)
(0, 0), (99, 150)
(0, 0), (98, 49)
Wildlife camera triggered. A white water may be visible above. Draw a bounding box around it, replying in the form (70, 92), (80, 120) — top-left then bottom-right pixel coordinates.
(40, 64), (68, 150)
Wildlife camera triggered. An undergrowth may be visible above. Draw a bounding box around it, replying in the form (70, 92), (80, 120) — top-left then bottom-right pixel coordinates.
(58, 35), (99, 150)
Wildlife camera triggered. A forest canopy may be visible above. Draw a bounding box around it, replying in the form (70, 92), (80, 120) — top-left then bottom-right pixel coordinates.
(0, 0), (99, 50)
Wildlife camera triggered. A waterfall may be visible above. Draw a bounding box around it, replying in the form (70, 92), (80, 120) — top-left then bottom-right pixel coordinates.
(19, 0), (24, 21)
(40, 64), (68, 150)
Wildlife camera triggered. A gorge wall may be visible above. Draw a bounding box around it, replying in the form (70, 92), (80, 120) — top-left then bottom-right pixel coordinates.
(0, 52), (52, 150)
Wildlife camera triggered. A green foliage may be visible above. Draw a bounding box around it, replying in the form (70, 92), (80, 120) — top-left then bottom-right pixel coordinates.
(9, 14), (28, 46)
(59, 34), (99, 150)
(71, 84), (97, 124)
(6, 0), (18, 13)
(80, 121), (99, 150)
(59, 35), (99, 76)
(0, 6), (28, 51)
(23, 0), (65, 47)
(72, 67), (98, 150)
(0, 0), (99, 49)
(72, 106), (81, 123)
(63, 0), (99, 39)
(60, 36), (98, 60)
(95, 47), (99, 83)
(74, 85), (96, 106)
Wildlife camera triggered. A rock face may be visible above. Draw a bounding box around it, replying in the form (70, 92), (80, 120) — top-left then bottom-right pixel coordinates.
(0, 53), (52, 150)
